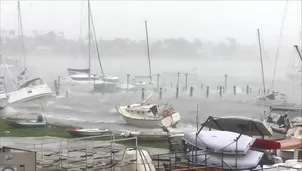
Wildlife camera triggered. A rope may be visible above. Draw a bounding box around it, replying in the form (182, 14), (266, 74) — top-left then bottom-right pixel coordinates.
(271, 0), (288, 90)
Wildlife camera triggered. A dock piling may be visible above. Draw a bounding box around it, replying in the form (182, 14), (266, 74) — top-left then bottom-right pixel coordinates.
(176, 87), (179, 99)
(233, 85), (236, 95)
(190, 86), (193, 97)
(142, 88), (145, 100)
(159, 87), (162, 100)
(206, 86), (209, 98)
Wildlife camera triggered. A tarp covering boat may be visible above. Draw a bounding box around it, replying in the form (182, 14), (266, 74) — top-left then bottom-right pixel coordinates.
(187, 149), (264, 170)
(183, 131), (255, 155)
(202, 116), (273, 136)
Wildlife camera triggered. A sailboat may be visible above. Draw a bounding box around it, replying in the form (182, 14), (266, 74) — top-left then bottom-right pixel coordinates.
(4, 1), (52, 105)
(0, 11), (9, 109)
(254, 29), (288, 106)
(132, 21), (157, 91)
(0, 76), (8, 109)
(67, 0), (122, 93)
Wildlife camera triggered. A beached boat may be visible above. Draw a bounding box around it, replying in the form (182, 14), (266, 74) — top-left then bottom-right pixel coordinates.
(116, 94), (180, 128)
(6, 115), (46, 128)
(8, 77), (52, 105)
(120, 129), (182, 142)
(66, 127), (111, 137)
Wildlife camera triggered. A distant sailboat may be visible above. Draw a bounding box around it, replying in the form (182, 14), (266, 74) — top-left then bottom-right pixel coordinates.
(132, 21), (157, 91)
(67, 0), (122, 93)
(255, 29), (287, 106)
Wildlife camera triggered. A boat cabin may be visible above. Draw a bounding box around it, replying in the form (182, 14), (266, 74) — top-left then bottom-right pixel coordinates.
(70, 73), (99, 81)
(126, 104), (160, 116)
(18, 77), (47, 90)
(102, 76), (120, 83)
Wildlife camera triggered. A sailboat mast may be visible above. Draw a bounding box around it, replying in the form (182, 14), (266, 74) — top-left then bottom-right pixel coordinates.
(88, 0), (91, 78)
(90, 9), (104, 77)
(257, 29), (266, 95)
(17, 1), (26, 71)
(145, 21), (152, 81)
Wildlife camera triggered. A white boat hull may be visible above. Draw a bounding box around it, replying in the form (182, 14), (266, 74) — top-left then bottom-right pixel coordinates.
(183, 131), (255, 155)
(0, 93), (8, 108)
(117, 106), (180, 128)
(188, 149), (263, 170)
(8, 85), (53, 105)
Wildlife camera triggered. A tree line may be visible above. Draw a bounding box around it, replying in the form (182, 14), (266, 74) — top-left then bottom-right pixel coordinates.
(0, 30), (260, 59)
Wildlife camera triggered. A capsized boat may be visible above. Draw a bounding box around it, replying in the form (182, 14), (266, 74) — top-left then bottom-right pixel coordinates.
(116, 94), (180, 128)
(8, 77), (53, 105)
(66, 127), (111, 137)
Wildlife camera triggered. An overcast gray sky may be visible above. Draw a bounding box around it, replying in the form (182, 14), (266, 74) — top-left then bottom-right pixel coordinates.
(0, 0), (301, 45)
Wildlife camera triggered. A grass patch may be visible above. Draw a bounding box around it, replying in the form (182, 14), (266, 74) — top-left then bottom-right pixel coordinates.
(0, 118), (73, 138)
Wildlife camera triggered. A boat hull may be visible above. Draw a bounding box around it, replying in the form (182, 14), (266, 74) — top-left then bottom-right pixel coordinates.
(8, 85), (53, 105)
(0, 93), (8, 109)
(120, 112), (180, 128)
(66, 129), (112, 138)
(6, 120), (46, 128)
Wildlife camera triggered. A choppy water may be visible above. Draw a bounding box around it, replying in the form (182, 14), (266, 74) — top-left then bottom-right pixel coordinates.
(1, 55), (301, 133)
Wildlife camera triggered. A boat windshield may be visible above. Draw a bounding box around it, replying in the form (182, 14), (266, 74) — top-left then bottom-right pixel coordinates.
(19, 78), (45, 89)
(149, 105), (158, 115)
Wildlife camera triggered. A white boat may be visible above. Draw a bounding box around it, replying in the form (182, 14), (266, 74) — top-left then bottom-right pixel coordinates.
(67, 1), (120, 93)
(115, 148), (156, 171)
(183, 131), (256, 155)
(255, 91), (288, 106)
(66, 127), (111, 137)
(8, 77), (52, 105)
(116, 94), (180, 128)
(202, 116), (274, 136)
(188, 149), (264, 170)
(0, 76), (8, 108)
(132, 79), (157, 91)
(117, 103), (180, 128)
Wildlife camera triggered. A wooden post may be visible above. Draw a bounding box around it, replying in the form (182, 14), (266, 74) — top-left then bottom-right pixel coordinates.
(57, 76), (61, 90)
(159, 87), (162, 100)
(185, 73), (188, 91)
(246, 85), (249, 95)
(156, 74), (160, 93)
(233, 86), (236, 95)
(206, 86), (209, 98)
(224, 74), (228, 93)
(190, 86), (193, 97)
(249, 87), (252, 94)
(176, 87), (179, 99)
(141, 88), (145, 100)
(177, 72), (180, 87)
(219, 86), (222, 98)
(54, 80), (59, 96)
(126, 74), (130, 92)
(201, 84), (203, 90)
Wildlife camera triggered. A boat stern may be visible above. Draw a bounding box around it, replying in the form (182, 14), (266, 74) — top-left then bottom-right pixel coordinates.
(161, 112), (181, 128)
